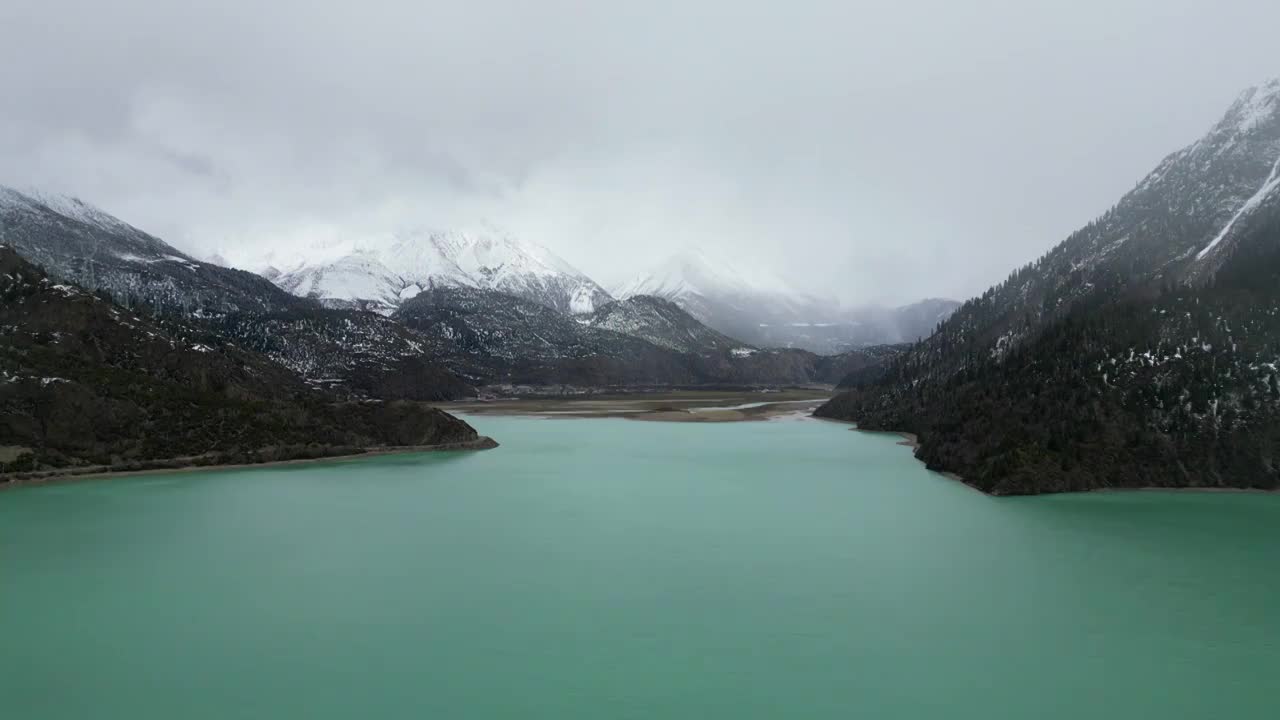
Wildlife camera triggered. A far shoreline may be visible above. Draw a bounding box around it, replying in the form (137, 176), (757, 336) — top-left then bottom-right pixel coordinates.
(837, 422), (1279, 497)
(0, 437), (498, 490)
(440, 388), (832, 423)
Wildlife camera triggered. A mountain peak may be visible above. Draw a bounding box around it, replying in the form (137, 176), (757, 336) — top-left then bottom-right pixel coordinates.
(0, 186), (137, 236)
(615, 248), (804, 302)
(1224, 78), (1280, 135)
(270, 227), (613, 315)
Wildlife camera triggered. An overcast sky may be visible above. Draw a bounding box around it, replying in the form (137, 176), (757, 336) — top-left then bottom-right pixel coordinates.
(2, 0), (1278, 304)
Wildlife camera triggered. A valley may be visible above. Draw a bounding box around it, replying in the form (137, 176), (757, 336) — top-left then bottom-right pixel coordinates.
(8, 6), (1280, 719)
(4, 80), (1280, 494)
(0, 190), (910, 481)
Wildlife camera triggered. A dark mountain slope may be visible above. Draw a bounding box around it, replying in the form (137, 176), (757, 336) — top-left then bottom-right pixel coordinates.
(395, 287), (904, 388)
(817, 80), (1280, 494)
(0, 188), (472, 400)
(821, 208), (1280, 494)
(394, 287), (702, 386)
(867, 81), (1280, 389)
(0, 246), (486, 479)
(877, 298), (963, 344)
(584, 295), (747, 353)
(202, 310), (473, 401)
(0, 187), (303, 314)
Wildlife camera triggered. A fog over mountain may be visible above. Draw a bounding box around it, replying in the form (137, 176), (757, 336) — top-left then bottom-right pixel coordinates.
(2, 1), (1278, 305)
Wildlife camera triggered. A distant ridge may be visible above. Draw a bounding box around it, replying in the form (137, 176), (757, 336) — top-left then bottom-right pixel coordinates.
(270, 227), (613, 315)
(1, 186), (910, 393)
(618, 249), (957, 352)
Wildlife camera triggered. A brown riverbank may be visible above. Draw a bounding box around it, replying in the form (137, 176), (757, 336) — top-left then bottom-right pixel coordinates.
(438, 389), (832, 423)
(0, 437), (498, 489)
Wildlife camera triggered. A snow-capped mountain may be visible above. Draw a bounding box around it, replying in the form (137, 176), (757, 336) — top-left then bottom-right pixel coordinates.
(615, 250), (843, 349)
(616, 250), (957, 352)
(392, 286), (906, 388)
(0, 186), (473, 399)
(614, 249), (817, 307)
(2, 187), (911, 393)
(1, 185), (302, 314)
(270, 228), (613, 315)
(1, 187), (138, 236)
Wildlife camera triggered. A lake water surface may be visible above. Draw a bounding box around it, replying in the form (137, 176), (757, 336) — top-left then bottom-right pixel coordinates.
(3, 416), (1279, 718)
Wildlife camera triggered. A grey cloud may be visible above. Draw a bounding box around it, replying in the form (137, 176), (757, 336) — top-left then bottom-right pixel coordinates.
(154, 146), (220, 179)
(2, 0), (1278, 303)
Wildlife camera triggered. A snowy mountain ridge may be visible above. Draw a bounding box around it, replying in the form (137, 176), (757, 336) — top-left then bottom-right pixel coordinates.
(614, 249), (817, 303)
(0, 186), (143, 237)
(616, 249), (957, 351)
(1, 183), (915, 396)
(270, 227), (613, 315)
(1211, 78), (1279, 144)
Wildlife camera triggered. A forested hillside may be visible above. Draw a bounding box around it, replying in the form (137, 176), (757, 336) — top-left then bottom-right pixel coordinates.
(0, 246), (487, 479)
(818, 81), (1280, 494)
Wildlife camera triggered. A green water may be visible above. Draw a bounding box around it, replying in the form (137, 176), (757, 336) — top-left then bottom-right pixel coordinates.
(3, 416), (1279, 719)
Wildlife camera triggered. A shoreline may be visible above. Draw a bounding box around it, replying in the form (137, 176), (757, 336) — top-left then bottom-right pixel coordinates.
(764, 415), (987, 491)
(1082, 484), (1280, 496)
(851, 428), (921, 449)
(840, 422), (1277, 497)
(0, 437), (498, 490)
(853, 428), (978, 490)
(441, 390), (832, 423)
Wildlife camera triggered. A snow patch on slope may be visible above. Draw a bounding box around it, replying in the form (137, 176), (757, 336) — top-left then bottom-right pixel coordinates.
(569, 286), (597, 314)
(1197, 151), (1280, 260)
(268, 226), (612, 315)
(1231, 79), (1280, 135)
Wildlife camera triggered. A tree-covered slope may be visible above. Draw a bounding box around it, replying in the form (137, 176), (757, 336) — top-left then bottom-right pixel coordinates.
(584, 295), (748, 354)
(395, 286), (905, 388)
(0, 246), (486, 479)
(817, 81), (1280, 494)
(821, 211), (1280, 494)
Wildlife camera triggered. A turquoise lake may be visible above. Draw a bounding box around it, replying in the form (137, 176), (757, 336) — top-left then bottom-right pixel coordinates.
(3, 415), (1279, 718)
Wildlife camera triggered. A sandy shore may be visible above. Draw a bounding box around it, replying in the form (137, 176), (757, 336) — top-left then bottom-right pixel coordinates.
(0, 437), (498, 489)
(439, 389), (833, 423)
